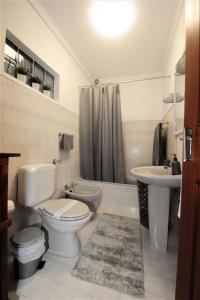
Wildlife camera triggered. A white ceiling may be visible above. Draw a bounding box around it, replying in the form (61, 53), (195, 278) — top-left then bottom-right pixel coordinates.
(40, 0), (182, 81)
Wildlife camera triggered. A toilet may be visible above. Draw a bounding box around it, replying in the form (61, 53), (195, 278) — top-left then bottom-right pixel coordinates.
(18, 164), (93, 257)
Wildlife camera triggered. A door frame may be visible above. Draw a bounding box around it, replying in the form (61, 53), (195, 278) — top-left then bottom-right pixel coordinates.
(176, 0), (200, 299)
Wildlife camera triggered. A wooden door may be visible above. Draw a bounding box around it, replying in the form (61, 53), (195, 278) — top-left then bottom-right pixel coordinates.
(0, 157), (9, 300)
(175, 0), (200, 299)
(0, 153), (20, 300)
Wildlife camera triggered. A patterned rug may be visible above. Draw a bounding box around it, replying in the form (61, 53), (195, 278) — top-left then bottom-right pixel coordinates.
(72, 213), (144, 296)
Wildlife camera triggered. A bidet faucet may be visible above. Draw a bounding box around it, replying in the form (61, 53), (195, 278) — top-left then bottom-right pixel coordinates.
(52, 158), (62, 165)
(64, 183), (74, 190)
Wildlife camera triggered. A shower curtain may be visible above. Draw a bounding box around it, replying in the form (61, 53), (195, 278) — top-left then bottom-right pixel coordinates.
(79, 84), (125, 183)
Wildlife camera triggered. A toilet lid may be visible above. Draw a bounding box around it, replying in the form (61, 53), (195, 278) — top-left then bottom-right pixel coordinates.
(37, 198), (90, 220)
(12, 226), (44, 248)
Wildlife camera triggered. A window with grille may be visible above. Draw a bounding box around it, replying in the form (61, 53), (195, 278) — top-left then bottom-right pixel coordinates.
(4, 33), (57, 100)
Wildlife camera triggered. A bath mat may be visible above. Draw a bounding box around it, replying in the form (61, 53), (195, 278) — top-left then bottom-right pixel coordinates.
(72, 213), (144, 296)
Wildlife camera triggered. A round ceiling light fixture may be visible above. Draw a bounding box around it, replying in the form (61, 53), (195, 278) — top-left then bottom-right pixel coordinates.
(90, 1), (135, 38)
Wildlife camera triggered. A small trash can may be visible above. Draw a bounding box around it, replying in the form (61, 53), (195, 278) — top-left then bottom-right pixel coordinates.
(11, 226), (47, 279)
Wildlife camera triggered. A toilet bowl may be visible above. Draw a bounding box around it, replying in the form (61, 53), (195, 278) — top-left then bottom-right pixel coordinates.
(18, 164), (93, 258)
(36, 198), (93, 257)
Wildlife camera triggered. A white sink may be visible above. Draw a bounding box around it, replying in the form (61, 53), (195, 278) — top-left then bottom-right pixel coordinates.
(131, 166), (181, 187)
(131, 166), (182, 253)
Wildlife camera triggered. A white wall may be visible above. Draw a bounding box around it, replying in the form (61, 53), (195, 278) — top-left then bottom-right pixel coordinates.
(0, 0), (91, 202)
(0, 0), (92, 235)
(0, 75), (80, 201)
(1, 71), (81, 234)
(118, 3), (185, 177)
(117, 77), (168, 181)
(1, 0), (90, 114)
(123, 119), (160, 182)
(0, 0), (185, 192)
(120, 78), (166, 122)
(0, 2), (92, 197)
(162, 4), (185, 162)
(164, 3), (185, 94)
(163, 3), (185, 117)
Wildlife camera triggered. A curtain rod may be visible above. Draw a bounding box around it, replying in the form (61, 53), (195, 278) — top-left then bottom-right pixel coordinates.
(78, 75), (170, 88)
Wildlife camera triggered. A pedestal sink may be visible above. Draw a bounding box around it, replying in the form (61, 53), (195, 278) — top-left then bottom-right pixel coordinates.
(131, 166), (181, 253)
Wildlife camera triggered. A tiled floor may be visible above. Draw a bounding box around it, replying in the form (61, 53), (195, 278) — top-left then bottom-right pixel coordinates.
(8, 207), (177, 300)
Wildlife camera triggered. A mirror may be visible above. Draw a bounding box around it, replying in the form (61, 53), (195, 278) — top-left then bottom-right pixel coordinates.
(174, 73), (185, 136)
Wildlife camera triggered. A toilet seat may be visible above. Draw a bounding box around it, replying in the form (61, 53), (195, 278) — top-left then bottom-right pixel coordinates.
(36, 198), (90, 221)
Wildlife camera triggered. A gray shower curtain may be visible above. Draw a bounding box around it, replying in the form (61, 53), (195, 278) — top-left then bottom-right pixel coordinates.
(79, 84), (125, 183)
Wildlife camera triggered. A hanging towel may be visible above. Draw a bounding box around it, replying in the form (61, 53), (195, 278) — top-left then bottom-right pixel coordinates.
(176, 52), (185, 75)
(152, 123), (167, 166)
(60, 134), (74, 150)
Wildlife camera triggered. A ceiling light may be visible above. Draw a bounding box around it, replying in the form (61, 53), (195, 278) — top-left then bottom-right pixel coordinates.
(90, 1), (134, 38)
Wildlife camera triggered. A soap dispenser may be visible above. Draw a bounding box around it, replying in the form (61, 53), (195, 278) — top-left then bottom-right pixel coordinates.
(171, 154), (181, 175)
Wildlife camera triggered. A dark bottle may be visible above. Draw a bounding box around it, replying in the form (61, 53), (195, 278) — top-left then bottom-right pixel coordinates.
(171, 154), (182, 175)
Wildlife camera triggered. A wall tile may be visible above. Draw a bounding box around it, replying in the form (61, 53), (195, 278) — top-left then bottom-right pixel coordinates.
(123, 120), (160, 181)
(1, 76), (80, 202)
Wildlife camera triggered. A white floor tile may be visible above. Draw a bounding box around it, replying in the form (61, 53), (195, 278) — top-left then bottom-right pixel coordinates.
(43, 251), (58, 262)
(9, 206), (177, 300)
(94, 285), (121, 300)
(17, 295), (31, 300)
(84, 287), (122, 300)
(9, 291), (31, 300)
(20, 275), (76, 299)
(19, 296), (31, 300)
(144, 257), (177, 281)
(120, 290), (171, 300)
(55, 255), (78, 268)
(16, 272), (39, 295)
(39, 260), (74, 282)
(142, 245), (177, 268)
(39, 259), (98, 296)
(145, 272), (176, 299)
(73, 291), (99, 300)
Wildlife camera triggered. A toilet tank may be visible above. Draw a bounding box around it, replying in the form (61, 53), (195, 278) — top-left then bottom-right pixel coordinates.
(18, 164), (56, 207)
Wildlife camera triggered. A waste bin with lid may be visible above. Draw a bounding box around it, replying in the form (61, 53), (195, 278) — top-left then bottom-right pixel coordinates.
(11, 226), (47, 279)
